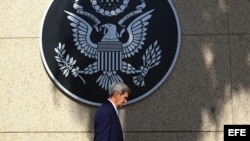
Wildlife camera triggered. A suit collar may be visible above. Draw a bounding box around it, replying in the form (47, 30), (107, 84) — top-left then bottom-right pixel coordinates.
(107, 99), (119, 116)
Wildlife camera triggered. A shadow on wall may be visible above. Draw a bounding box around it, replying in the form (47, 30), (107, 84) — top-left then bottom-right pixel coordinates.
(51, 82), (96, 140)
(121, 34), (232, 141)
(121, 1), (250, 141)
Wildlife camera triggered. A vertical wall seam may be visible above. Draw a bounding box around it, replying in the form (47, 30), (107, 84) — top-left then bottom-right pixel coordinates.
(226, 0), (234, 124)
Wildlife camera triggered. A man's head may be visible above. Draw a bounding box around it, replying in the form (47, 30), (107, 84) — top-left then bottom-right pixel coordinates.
(108, 82), (131, 109)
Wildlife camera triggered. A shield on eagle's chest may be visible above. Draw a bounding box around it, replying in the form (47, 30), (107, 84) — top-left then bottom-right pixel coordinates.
(97, 41), (122, 71)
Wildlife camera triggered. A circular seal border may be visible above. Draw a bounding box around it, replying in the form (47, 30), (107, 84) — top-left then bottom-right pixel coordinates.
(39, 0), (181, 106)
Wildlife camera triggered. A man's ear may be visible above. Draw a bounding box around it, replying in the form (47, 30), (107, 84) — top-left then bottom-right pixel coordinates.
(113, 92), (119, 98)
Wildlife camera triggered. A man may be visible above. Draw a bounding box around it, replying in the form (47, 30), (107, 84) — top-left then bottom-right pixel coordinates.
(94, 82), (131, 141)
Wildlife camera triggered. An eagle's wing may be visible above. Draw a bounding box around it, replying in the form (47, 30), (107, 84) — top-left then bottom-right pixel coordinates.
(122, 9), (154, 58)
(65, 11), (97, 59)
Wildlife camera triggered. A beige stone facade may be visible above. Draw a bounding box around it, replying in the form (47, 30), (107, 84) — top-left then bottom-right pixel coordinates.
(0, 0), (250, 140)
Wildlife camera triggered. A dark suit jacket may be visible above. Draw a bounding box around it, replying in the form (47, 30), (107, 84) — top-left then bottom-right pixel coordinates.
(94, 100), (124, 141)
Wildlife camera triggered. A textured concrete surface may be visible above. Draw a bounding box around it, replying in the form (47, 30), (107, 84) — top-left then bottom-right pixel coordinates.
(0, 0), (49, 37)
(0, 133), (93, 141)
(228, 0), (250, 33)
(231, 34), (250, 123)
(124, 132), (223, 141)
(0, 39), (95, 132)
(172, 0), (228, 34)
(0, 0), (250, 140)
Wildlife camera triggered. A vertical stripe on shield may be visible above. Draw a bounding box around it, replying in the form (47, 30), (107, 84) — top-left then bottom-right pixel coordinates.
(97, 41), (122, 71)
(97, 51), (122, 71)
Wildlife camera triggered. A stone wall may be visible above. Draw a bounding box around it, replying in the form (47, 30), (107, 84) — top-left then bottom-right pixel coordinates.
(0, 0), (250, 141)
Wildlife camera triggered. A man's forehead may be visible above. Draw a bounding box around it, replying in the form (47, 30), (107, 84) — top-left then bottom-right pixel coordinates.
(123, 92), (129, 97)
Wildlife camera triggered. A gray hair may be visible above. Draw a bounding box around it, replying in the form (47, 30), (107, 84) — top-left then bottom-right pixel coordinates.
(108, 82), (131, 97)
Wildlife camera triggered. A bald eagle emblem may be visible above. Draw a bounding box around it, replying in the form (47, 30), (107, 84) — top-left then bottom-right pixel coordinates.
(54, 1), (162, 90)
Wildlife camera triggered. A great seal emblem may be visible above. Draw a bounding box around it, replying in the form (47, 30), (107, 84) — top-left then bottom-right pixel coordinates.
(40, 0), (181, 106)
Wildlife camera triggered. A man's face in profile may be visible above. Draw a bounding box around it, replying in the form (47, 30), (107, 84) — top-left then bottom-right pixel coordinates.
(114, 92), (129, 109)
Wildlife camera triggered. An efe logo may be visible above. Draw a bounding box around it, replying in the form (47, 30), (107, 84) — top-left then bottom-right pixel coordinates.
(224, 125), (250, 141)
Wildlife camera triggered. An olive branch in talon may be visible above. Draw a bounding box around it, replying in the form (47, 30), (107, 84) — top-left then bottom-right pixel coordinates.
(54, 40), (161, 88)
(54, 42), (86, 83)
(133, 40), (162, 87)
